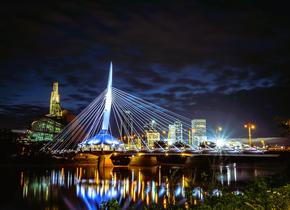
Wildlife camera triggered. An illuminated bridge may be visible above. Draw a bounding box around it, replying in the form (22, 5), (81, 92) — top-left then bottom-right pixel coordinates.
(41, 62), (270, 163)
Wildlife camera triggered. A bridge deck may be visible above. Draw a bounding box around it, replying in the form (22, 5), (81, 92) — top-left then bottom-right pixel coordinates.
(83, 151), (280, 158)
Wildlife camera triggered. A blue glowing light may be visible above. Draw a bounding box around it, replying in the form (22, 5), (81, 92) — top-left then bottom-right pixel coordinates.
(81, 130), (121, 146)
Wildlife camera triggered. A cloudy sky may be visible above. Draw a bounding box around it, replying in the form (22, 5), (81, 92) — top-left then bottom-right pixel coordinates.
(0, 0), (289, 137)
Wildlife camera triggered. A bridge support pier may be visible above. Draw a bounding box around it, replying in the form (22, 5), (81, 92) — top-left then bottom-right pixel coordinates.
(98, 154), (114, 168)
(129, 155), (157, 166)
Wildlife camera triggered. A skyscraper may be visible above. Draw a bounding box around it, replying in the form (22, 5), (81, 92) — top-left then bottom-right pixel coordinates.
(49, 82), (62, 118)
(174, 120), (183, 143)
(191, 119), (207, 146)
(167, 124), (176, 145)
(145, 119), (160, 149)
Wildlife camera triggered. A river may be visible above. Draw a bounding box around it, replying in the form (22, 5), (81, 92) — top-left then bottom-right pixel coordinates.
(0, 160), (286, 210)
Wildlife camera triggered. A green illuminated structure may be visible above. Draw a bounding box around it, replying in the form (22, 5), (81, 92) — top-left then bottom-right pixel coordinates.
(27, 82), (65, 142)
(49, 82), (62, 118)
(27, 117), (63, 141)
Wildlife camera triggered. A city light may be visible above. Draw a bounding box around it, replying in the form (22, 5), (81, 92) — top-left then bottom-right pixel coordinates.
(244, 123), (256, 147)
(216, 138), (226, 148)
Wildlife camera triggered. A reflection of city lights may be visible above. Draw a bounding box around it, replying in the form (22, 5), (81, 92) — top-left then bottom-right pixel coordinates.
(158, 185), (165, 197)
(192, 187), (203, 200)
(175, 185), (181, 196)
(212, 189), (222, 197)
(20, 165), (253, 209)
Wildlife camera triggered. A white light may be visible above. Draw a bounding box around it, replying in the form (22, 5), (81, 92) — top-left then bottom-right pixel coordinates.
(216, 138), (225, 148)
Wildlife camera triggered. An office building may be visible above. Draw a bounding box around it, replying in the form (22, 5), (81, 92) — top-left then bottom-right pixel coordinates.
(191, 119), (207, 146)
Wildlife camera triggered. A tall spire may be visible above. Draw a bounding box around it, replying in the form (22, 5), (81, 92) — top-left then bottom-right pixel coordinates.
(102, 62), (113, 131)
(49, 82), (62, 118)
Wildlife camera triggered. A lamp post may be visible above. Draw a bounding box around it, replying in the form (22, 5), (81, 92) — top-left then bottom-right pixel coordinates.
(216, 126), (222, 136)
(244, 123), (255, 147)
(260, 139), (265, 148)
(216, 126), (222, 143)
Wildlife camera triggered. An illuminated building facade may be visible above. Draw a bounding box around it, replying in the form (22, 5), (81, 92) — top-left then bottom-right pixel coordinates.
(146, 131), (160, 149)
(27, 82), (65, 142)
(174, 120), (183, 143)
(144, 120), (160, 149)
(49, 82), (62, 118)
(191, 119), (207, 146)
(27, 117), (63, 141)
(167, 124), (176, 145)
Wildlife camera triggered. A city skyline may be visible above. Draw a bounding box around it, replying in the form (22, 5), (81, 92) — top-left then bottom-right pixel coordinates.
(1, 1), (290, 137)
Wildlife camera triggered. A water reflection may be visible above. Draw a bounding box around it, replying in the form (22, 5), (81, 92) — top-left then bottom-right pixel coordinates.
(18, 162), (282, 210)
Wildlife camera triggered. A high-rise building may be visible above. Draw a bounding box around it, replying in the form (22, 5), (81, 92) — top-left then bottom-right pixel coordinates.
(167, 124), (176, 145)
(149, 119), (157, 131)
(144, 119), (159, 149)
(174, 120), (183, 143)
(49, 82), (62, 118)
(167, 121), (183, 145)
(191, 119), (207, 146)
(146, 131), (160, 149)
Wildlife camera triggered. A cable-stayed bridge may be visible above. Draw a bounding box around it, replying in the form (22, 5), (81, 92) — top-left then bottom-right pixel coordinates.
(41, 63), (270, 165)
(42, 62), (198, 153)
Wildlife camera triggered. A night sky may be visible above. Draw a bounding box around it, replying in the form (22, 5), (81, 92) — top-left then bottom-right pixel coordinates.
(0, 0), (290, 137)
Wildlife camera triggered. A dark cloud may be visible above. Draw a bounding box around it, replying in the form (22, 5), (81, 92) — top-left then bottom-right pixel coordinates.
(167, 86), (192, 93)
(0, 104), (47, 129)
(126, 78), (155, 90)
(68, 94), (93, 103)
(176, 78), (208, 88)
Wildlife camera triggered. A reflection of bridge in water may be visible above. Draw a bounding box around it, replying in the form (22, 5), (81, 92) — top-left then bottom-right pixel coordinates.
(19, 162), (283, 209)
(42, 62), (274, 164)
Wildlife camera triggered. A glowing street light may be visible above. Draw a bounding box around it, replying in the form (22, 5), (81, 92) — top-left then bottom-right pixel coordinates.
(215, 126), (223, 145)
(260, 139), (265, 148)
(244, 123), (256, 147)
(216, 138), (225, 148)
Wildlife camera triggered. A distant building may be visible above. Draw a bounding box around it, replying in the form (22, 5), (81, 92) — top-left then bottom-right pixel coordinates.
(146, 131), (160, 149)
(48, 82), (62, 118)
(174, 120), (183, 143)
(191, 119), (207, 146)
(144, 120), (160, 149)
(167, 121), (184, 145)
(148, 119), (158, 131)
(27, 82), (67, 142)
(27, 117), (63, 141)
(167, 124), (176, 145)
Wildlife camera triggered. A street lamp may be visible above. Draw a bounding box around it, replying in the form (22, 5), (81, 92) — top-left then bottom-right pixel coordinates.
(244, 123), (256, 147)
(216, 126), (223, 144)
(260, 139), (265, 148)
(216, 126), (222, 135)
